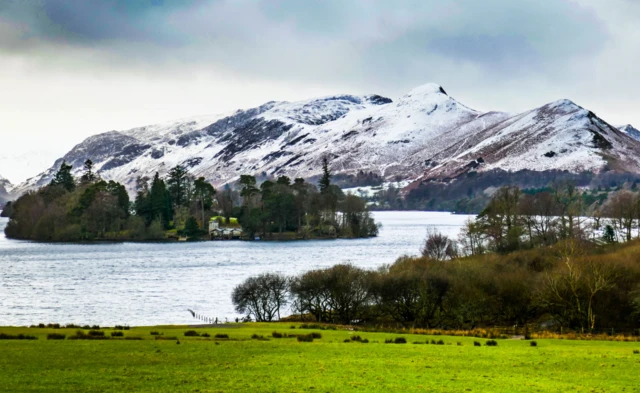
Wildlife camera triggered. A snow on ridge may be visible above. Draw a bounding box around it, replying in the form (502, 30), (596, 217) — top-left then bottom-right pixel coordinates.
(13, 82), (640, 197)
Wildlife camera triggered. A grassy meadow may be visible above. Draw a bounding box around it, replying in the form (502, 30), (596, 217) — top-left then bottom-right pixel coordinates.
(1, 324), (639, 392)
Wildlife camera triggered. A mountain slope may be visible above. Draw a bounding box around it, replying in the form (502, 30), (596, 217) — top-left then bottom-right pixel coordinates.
(15, 84), (493, 194)
(0, 175), (13, 205)
(12, 84), (640, 196)
(619, 124), (640, 142)
(417, 100), (640, 181)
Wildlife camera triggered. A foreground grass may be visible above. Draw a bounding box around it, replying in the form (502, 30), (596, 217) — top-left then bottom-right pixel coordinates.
(1, 324), (639, 392)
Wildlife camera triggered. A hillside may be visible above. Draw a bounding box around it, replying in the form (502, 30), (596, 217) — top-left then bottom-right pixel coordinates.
(12, 84), (640, 196)
(0, 175), (13, 206)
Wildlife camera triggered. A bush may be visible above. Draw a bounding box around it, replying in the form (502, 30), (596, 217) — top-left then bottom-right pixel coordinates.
(350, 335), (363, 342)
(154, 336), (178, 340)
(114, 325), (129, 330)
(110, 331), (124, 337)
(125, 337), (143, 340)
(47, 333), (66, 340)
(436, 339), (445, 345)
(201, 333), (211, 338)
(0, 333), (37, 340)
(251, 334), (268, 340)
(65, 324), (80, 329)
(457, 342), (462, 346)
(385, 339), (393, 344)
(310, 332), (322, 339)
(430, 339), (437, 345)
(297, 334), (314, 342)
(214, 334), (229, 339)
(394, 337), (407, 344)
(486, 340), (498, 346)
(633, 349), (639, 354)
(47, 323), (61, 329)
(474, 341), (481, 347)
(91, 325), (100, 330)
(272, 331), (284, 338)
(184, 330), (200, 337)
(69, 331), (109, 340)
(344, 338), (351, 343)
(530, 341), (538, 347)
(150, 331), (162, 336)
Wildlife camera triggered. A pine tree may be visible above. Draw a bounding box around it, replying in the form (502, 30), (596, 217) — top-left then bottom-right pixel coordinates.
(319, 157), (331, 193)
(193, 177), (215, 227)
(50, 161), (75, 191)
(167, 165), (189, 208)
(80, 159), (96, 184)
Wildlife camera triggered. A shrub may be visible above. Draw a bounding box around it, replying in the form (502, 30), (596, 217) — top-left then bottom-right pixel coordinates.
(201, 333), (211, 338)
(361, 338), (369, 343)
(110, 331), (124, 337)
(184, 330), (200, 337)
(394, 337), (407, 344)
(81, 325), (91, 330)
(114, 325), (128, 330)
(47, 323), (61, 329)
(530, 341), (538, 347)
(297, 334), (314, 342)
(154, 336), (178, 340)
(65, 324), (80, 329)
(251, 334), (268, 340)
(0, 333), (37, 340)
(310, 332), (322, 339)
(486, 340), (498, 346)
(214, 334), (229, 339)
(385, 339), (393, 344)
(474, 341), (481, 347)
(436, 339), (445, 345)
(91, 325), (100, 330)
(633, 349), (639, 354)
(344, 338), (351, 343)
(69, 331), (109, 340)
(272, 331), (284, 338)
(350, 335), (363, 342)
(430, 339), (437, 344)
(47, 333), (66, 340)
(150, 331), (161, 336)
(457, 342), (462, 346)
(124, 337), (143, 340)
(290, 325), (296, 329)
(413, 341), (424, 344)
(38, 323), (45, 328)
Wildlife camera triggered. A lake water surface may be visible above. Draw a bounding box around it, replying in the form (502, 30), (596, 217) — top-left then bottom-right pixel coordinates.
(0, 211), (471, 326)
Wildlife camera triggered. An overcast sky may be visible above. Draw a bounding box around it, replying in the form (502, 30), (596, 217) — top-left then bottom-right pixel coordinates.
(0, 0), (638, 184)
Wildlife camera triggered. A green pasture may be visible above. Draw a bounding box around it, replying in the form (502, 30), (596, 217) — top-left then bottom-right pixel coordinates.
(1, 324), (639, 392)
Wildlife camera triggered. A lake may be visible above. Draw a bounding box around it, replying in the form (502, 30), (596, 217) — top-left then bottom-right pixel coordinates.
(0, 211), (472, 326)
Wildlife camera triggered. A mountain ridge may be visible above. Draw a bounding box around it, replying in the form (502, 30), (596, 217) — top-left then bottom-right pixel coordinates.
(12, 84), (640, 196)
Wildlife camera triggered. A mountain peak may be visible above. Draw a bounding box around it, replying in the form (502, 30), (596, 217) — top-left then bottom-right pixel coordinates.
(404, 83), (448, 98)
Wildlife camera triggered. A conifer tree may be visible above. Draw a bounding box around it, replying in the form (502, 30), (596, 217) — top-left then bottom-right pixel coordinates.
(319, 157), (331, 193)
(80, 159), (96, 184)
(50, 161), (75, 191)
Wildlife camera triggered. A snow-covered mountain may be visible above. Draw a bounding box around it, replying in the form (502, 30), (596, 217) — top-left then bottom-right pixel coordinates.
(12, 83), (640, 196)
(619, 124), (640, 142)
(418, 100), (640, 181)
(0, 175), (13, 205)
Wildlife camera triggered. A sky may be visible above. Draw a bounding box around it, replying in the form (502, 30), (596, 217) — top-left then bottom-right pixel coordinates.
(0, 0), (638, 184)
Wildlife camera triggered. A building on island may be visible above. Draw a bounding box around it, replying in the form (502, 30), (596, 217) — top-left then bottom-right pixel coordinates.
(209, 216), (243, 240)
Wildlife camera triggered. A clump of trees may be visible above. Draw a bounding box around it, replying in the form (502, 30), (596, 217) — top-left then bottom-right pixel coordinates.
(4, 156), (377, 241)
(4, 160), (217, 241)
(232, 239), (640, 331)
(236, 157), (378, 239)
(457, 182), (640, 256)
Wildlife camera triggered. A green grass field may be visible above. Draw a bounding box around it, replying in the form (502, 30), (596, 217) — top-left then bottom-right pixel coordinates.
(1, 324), (639, 392)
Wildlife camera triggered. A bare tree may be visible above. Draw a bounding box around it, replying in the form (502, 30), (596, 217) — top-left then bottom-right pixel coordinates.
(421, 228), (457, 261)
(231, 273), (289, 322)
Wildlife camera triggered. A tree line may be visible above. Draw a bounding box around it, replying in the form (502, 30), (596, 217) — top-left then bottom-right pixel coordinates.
(232, 238), (640, 331)
(4, 157), (377, 241)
